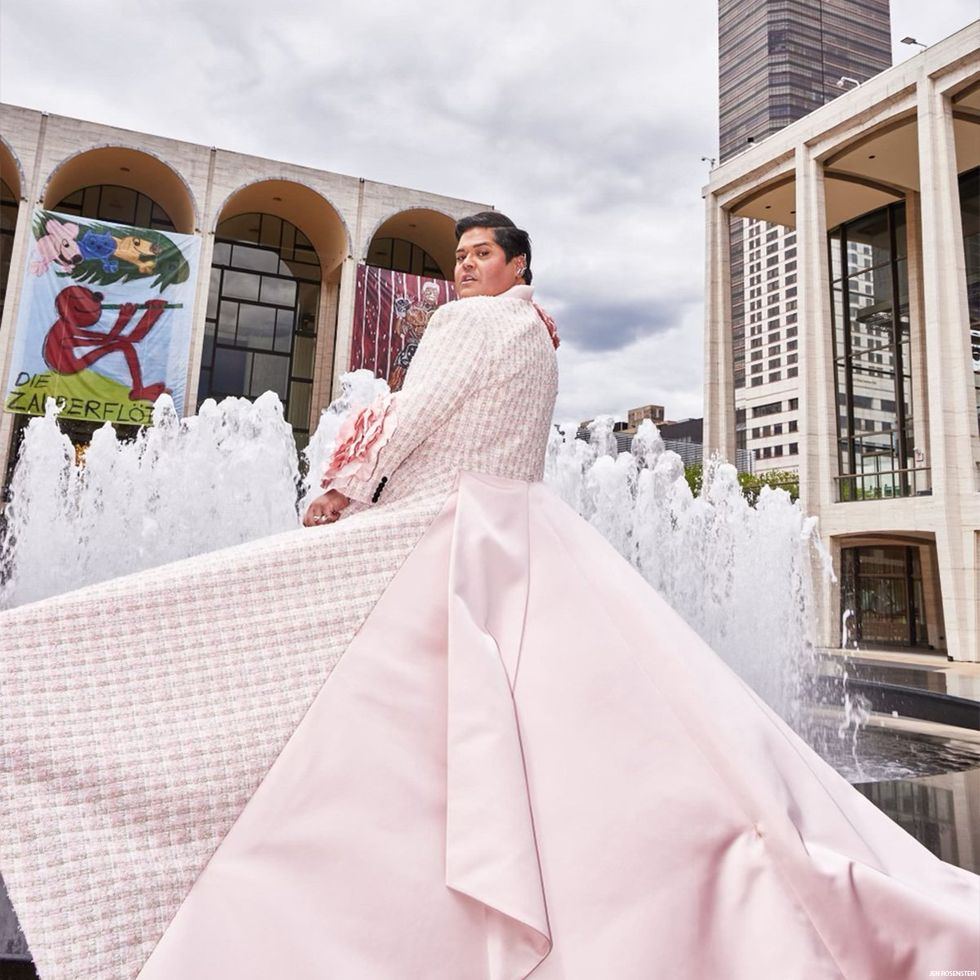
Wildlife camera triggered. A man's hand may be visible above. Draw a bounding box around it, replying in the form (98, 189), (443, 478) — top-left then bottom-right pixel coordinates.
(303, 489), (350, 527)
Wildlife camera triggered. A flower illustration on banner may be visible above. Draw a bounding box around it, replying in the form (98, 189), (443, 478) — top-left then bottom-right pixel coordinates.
(321, 393), (397, 486)
(30, 211), (191, 292)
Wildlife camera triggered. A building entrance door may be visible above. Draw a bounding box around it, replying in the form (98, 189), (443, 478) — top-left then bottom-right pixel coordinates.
(841, 545), (926, 647)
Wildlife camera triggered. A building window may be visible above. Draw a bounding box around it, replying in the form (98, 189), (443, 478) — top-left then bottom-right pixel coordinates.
(769, 371), (781, 382)
(55, 184), (176, 232)
(959, 167), (980, 438)
(829, 201), (919, 501)
(199, 213), (321, 447)
(367, 237), (442, 277)
(789, 419), (798, 433)
(0, 178), (19, 309)
(788, 442), (798, 455)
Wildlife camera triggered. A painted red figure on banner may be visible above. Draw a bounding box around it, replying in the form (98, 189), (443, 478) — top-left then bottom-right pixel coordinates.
(42, 285), (171, 401)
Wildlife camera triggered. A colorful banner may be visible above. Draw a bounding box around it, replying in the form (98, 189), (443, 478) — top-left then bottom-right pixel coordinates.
(350, 264), (454, 390)
(4, 209), (201, 425)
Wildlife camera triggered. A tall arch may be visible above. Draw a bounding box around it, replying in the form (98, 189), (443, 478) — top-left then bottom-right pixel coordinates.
(204, 182), (349, 446)
(0, 137), (24, 310)
(214, 179), (350, 278)
(364, 208), (458, 279)
(43, 146), (197, 233)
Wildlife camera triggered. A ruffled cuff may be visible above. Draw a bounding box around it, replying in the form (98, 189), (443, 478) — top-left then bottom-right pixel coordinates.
(320, 393), (397, 499)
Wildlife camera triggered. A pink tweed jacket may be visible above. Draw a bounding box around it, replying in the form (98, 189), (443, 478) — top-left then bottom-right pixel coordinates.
(0, 292), (558, 979)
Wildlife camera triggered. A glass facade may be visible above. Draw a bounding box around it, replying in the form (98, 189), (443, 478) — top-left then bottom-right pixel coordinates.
(198, 213), (320, 447)
(366, 237), (442, 277)
(841, 545), (926, 647)
(55, 184), (175, 232)
(0, 178), (17, 313)
(829, 202), (923, 501)
(959, 167), (980, 437)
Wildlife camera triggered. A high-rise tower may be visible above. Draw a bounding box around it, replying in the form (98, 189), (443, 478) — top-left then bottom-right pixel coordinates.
(720, 0), (892, 162)
(718, 0), (892, 474)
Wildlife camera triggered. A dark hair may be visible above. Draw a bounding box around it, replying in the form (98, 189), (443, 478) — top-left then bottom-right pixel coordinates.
(454, 211), (532, 284)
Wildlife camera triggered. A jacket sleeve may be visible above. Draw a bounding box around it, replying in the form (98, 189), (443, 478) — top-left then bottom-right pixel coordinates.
(323, 301), (491, 505)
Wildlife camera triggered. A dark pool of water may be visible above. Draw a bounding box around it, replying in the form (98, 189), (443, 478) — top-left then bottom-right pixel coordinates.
(811, 720), (980, 783)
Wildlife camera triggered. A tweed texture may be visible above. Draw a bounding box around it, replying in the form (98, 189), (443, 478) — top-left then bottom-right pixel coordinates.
(0, 293), (558, 980)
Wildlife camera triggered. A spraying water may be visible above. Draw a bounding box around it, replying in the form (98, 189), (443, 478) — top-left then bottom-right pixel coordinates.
(0, 387), (824, 734)
(546, 416), (824, 729)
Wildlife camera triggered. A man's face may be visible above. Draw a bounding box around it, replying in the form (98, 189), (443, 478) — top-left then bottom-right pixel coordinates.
(454, 228), (522, 298)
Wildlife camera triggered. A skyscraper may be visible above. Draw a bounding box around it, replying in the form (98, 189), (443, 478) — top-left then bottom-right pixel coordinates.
(720, 0), (892, 162)
(718, 0), (892, 474)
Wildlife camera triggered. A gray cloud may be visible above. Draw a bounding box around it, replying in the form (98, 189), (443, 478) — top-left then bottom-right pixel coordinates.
(1, 0), (976, 424)
(546, 295), (693, 352)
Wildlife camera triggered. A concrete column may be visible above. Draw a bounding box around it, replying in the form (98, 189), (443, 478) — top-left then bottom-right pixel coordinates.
(917, 76), (978, 661)
(794, 145), (837, 515)
(310, 272), (341, 424)
(180, 232), (215, 416)
(181, 147), (217, 417)
(918, 541), (945, 651)
(702, 192), (736, 462)
(903, 192), (931, 486)
(0, 198), (34, 491)
(0, 130), (44, 494)
(917, 78), (977, 494)
(330, 256), (358, 400)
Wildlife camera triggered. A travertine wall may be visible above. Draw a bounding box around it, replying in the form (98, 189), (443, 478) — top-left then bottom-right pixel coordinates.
(0, 103), (488, 481)
(702, 22), (980, 661)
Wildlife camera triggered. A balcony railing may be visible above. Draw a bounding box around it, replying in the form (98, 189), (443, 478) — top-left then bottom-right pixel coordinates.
(835, 466), (932, 502)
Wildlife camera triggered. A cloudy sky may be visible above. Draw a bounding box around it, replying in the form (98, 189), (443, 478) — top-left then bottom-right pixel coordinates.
(1, 1), (976, 426)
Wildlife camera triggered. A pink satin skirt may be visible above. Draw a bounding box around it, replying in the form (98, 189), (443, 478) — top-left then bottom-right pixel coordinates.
(137, 471), (980, 979)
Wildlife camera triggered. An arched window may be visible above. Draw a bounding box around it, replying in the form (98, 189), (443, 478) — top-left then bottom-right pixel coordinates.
(0, 178), (17, 309)
(367, 237), (443, 278)
(199, 213), (320, 446)
(55, 184), (176, 231)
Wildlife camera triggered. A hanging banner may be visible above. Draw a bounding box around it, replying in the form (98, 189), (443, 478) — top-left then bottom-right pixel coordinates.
(4, 208), (201, 426)
(350, 264), (454, 391)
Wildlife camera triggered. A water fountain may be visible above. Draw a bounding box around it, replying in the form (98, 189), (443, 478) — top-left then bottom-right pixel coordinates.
(2, 383), (978, 779)
(1, 381), (977, 969)
(1, 379), (822, 729)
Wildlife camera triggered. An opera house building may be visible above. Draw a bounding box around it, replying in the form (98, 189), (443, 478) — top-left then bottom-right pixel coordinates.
(0, 102), (484, 483)
(703, 22), (980, 662)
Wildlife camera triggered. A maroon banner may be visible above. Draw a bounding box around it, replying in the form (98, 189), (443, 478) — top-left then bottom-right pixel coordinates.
(350, 265), (455, 391)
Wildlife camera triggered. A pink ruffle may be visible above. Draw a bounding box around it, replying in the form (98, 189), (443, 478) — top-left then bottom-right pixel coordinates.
(533, 304), (560, 350)
(321, 393), (397, 487)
